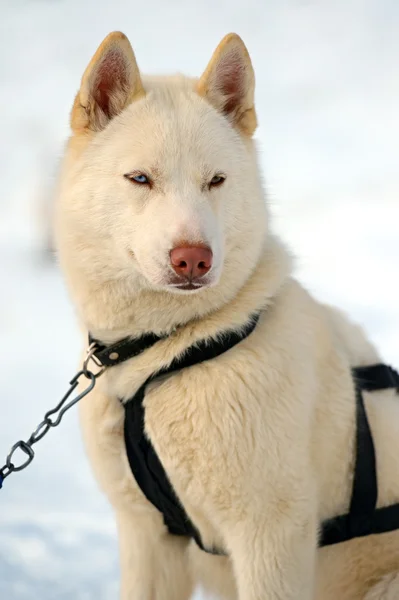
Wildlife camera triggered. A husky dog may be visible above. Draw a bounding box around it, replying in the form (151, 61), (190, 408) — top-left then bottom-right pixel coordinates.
(55, 32), (399, 600)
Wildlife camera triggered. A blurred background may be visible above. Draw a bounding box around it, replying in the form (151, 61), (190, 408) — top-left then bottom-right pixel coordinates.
(0, 0), (398, 598)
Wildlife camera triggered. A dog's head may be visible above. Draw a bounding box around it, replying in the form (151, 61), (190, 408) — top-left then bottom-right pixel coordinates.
(56, 32), (268, 329)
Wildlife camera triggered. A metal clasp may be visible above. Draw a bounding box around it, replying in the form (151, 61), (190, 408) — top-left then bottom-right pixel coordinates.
(0, 341), (107, 488)
(83, 342), (106, 378)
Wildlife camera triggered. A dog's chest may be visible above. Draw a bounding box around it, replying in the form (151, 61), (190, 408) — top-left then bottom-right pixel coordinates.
(138, 362), (260, 550)
(143, 367), (230, 496)
(140, 354), (273, 512)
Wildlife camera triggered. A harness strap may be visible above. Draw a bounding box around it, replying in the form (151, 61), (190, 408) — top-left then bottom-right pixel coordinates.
(348, 384), (378, 536)
(320, 364), (399, 547)
(123, 314), (260, 555)
(124, 382), (223, 554)
(354, 364), (399, 392)
(90, 316), (399, 552)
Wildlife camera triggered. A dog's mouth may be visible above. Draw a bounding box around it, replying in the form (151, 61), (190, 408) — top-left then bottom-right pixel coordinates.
(132, 251), (221, 293)
(168, 278), (211, 292)
(174, 282), (205, 291)
(162, 270), (219, 293)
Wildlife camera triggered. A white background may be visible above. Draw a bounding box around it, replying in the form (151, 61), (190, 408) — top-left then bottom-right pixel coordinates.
(0, 0), (398, 598)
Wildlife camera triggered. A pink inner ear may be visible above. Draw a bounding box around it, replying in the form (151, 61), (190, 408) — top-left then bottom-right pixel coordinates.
(93, 48), (129, 119)
(216, 50), (245, 114)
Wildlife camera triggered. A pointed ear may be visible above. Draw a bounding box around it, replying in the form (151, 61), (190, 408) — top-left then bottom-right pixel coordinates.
(197, 33), (256, 136)
(71, 31), (145, 133)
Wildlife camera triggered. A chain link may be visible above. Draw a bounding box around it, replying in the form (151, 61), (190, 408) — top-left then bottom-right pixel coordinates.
(0, 344), (106, 488)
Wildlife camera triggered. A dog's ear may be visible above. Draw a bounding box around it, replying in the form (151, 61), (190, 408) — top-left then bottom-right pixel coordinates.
(71, 31), (144, 133)
(197, 33), (256, 136)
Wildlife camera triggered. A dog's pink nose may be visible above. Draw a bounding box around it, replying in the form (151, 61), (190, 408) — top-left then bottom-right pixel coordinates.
(170, 246), (213, 279)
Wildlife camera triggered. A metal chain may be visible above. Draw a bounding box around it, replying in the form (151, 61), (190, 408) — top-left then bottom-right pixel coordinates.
(0, 343), (106, 488)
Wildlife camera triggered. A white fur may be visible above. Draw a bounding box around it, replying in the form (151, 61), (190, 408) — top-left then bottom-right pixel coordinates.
(55, 32), (399, 600)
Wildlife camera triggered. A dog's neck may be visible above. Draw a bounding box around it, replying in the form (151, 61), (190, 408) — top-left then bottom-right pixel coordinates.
(79, 234), (293, 346)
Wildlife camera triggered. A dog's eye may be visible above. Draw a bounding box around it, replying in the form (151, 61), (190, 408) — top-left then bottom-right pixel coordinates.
(209, 174), (225, 188)
(124, 172), (150, 185)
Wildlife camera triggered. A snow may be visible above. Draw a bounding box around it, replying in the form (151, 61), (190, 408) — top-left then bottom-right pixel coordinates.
(0, 0), (398, 598)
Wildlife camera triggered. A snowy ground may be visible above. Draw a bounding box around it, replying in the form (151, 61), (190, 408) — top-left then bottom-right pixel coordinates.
(0, 0), (398, 598)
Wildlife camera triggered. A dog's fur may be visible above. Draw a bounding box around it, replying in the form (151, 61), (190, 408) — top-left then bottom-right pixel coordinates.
(55, 32), (399, 599)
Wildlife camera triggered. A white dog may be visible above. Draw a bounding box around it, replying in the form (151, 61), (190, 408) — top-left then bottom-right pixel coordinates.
(55, 31), (399, 599)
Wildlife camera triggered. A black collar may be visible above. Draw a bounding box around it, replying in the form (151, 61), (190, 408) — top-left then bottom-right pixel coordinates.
(90, 331), (167, 367)
(90, 313), (261, 369)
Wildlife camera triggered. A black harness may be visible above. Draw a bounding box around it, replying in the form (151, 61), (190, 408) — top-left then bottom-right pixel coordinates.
(92, 316), (399, 554)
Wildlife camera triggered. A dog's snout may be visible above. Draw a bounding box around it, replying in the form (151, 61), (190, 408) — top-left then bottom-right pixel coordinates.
(170, 246), (213, 280)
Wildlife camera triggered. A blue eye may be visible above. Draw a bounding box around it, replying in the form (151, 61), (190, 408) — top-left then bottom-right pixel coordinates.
(133, 174), (148, 184)
(124, 172), (150, 185)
